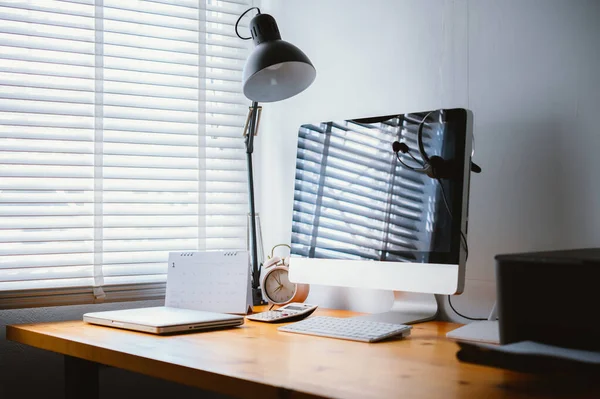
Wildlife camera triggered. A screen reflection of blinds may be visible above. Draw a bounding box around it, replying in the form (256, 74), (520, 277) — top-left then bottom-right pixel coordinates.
(0, 0), (252, 309)
(292, 112), (446, 263)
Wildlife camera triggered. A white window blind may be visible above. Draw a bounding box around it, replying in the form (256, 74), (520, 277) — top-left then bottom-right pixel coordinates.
(0, 0), (252, 308)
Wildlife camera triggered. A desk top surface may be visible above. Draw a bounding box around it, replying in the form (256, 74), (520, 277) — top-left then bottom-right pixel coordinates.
(6, 307), (592, 399)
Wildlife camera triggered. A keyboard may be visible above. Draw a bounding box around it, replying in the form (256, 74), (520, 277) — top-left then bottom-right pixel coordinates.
(278, 316), (412, 343)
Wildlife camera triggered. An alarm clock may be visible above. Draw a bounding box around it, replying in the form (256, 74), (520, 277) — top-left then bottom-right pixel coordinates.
(260, 244), (309, 305)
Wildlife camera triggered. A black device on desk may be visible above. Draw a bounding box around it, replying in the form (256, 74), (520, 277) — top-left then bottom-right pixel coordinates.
(496, 248), (600, 351)
(456, 340), (600, 375)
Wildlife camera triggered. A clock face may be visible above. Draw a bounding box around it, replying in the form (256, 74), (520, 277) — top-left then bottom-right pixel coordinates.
(264, 268), (295, 304)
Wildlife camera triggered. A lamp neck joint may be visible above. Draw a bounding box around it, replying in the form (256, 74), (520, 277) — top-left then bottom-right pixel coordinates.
(250, 13), (281, 45)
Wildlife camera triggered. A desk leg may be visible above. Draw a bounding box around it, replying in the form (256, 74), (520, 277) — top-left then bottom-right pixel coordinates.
(65, 355), (99, 399)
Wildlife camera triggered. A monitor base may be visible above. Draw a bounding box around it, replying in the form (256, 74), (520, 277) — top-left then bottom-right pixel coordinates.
(354, 291), (438, 325)
(446, 320), (500, 344)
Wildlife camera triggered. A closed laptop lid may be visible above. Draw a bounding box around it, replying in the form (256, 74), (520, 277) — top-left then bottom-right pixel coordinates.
(84, 306), (243, 328)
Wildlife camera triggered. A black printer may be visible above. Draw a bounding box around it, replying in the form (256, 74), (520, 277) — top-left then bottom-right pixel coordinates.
(496, 248), (600, 351)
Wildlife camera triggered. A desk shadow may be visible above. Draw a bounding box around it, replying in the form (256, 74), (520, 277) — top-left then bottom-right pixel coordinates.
(497, 375), (600, 398)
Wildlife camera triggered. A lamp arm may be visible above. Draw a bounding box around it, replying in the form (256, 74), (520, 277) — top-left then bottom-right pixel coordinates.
(245, 101), (260, 291)
(245, 101), (259, 154)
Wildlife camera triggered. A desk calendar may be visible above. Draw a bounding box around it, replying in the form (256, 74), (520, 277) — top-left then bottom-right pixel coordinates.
(166, 251), (253, 315)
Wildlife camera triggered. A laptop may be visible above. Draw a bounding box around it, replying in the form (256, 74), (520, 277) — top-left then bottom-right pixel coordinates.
(83, 306), (244, 334)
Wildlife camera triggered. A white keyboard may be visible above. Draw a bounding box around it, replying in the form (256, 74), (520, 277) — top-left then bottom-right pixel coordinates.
(278, 316), (412, 343)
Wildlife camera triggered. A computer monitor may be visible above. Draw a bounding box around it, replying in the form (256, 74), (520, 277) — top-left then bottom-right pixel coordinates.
(288, 108), (473, 324)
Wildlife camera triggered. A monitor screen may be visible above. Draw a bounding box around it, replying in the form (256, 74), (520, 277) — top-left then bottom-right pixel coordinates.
(290, 109), (469, 265)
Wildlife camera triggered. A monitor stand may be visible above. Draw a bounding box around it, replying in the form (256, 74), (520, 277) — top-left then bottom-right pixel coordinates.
(446, 300), (500, 344)
(354, 291), (438, 324)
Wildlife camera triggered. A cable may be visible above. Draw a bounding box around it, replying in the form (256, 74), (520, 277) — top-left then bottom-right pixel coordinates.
(435, 177), (468, 260)
(396, 144), (470, 261)
(436, 177), (453, 218)
(235, 7), (261, 40)
(396, 112), (483, 320)
(436, 178), (484, 321)
(406, 149), (425, 166)
(460, 230), (468, 261)
(395, 152), (424, 171)
(417, 111), (433, 164)
(448, 295), (486, 321)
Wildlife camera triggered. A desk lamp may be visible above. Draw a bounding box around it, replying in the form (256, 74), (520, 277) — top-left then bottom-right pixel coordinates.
(235, 7), (316, 305)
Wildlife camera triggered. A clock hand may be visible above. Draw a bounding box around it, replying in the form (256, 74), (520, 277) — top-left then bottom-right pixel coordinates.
(273, 285), (283, 294)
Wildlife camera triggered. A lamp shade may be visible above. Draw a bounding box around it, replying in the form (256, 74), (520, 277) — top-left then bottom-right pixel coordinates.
(242, 13), (316, 103)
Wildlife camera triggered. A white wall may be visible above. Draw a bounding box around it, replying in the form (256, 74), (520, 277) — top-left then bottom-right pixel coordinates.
(256, 0), (600, 319)
(556, 0), (600, 247)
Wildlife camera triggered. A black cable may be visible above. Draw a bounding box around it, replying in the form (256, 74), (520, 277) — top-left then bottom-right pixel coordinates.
(435, 178), (468, 259)
(436, 178), (485, 321)
(460, 230), (468, 261)
(448, 295), (486, 321)
(417, 111), (433, 164)
(436, 177), (453, 218)
(397, 113), (482, 320)
(395, 152), (424, 171)
(235, 7), (261, 40)
(406, 149), (425, 166)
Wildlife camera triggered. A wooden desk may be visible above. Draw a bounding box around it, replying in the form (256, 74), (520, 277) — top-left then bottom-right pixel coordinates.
(6, 308), (597, 399)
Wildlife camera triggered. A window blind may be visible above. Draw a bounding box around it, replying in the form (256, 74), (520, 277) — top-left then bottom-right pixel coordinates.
(0, 0), (252, 309)
(291, 112), (445, 263)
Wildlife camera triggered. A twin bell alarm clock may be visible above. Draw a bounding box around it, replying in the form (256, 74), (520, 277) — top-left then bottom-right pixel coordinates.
(260, 244), (309, 305)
